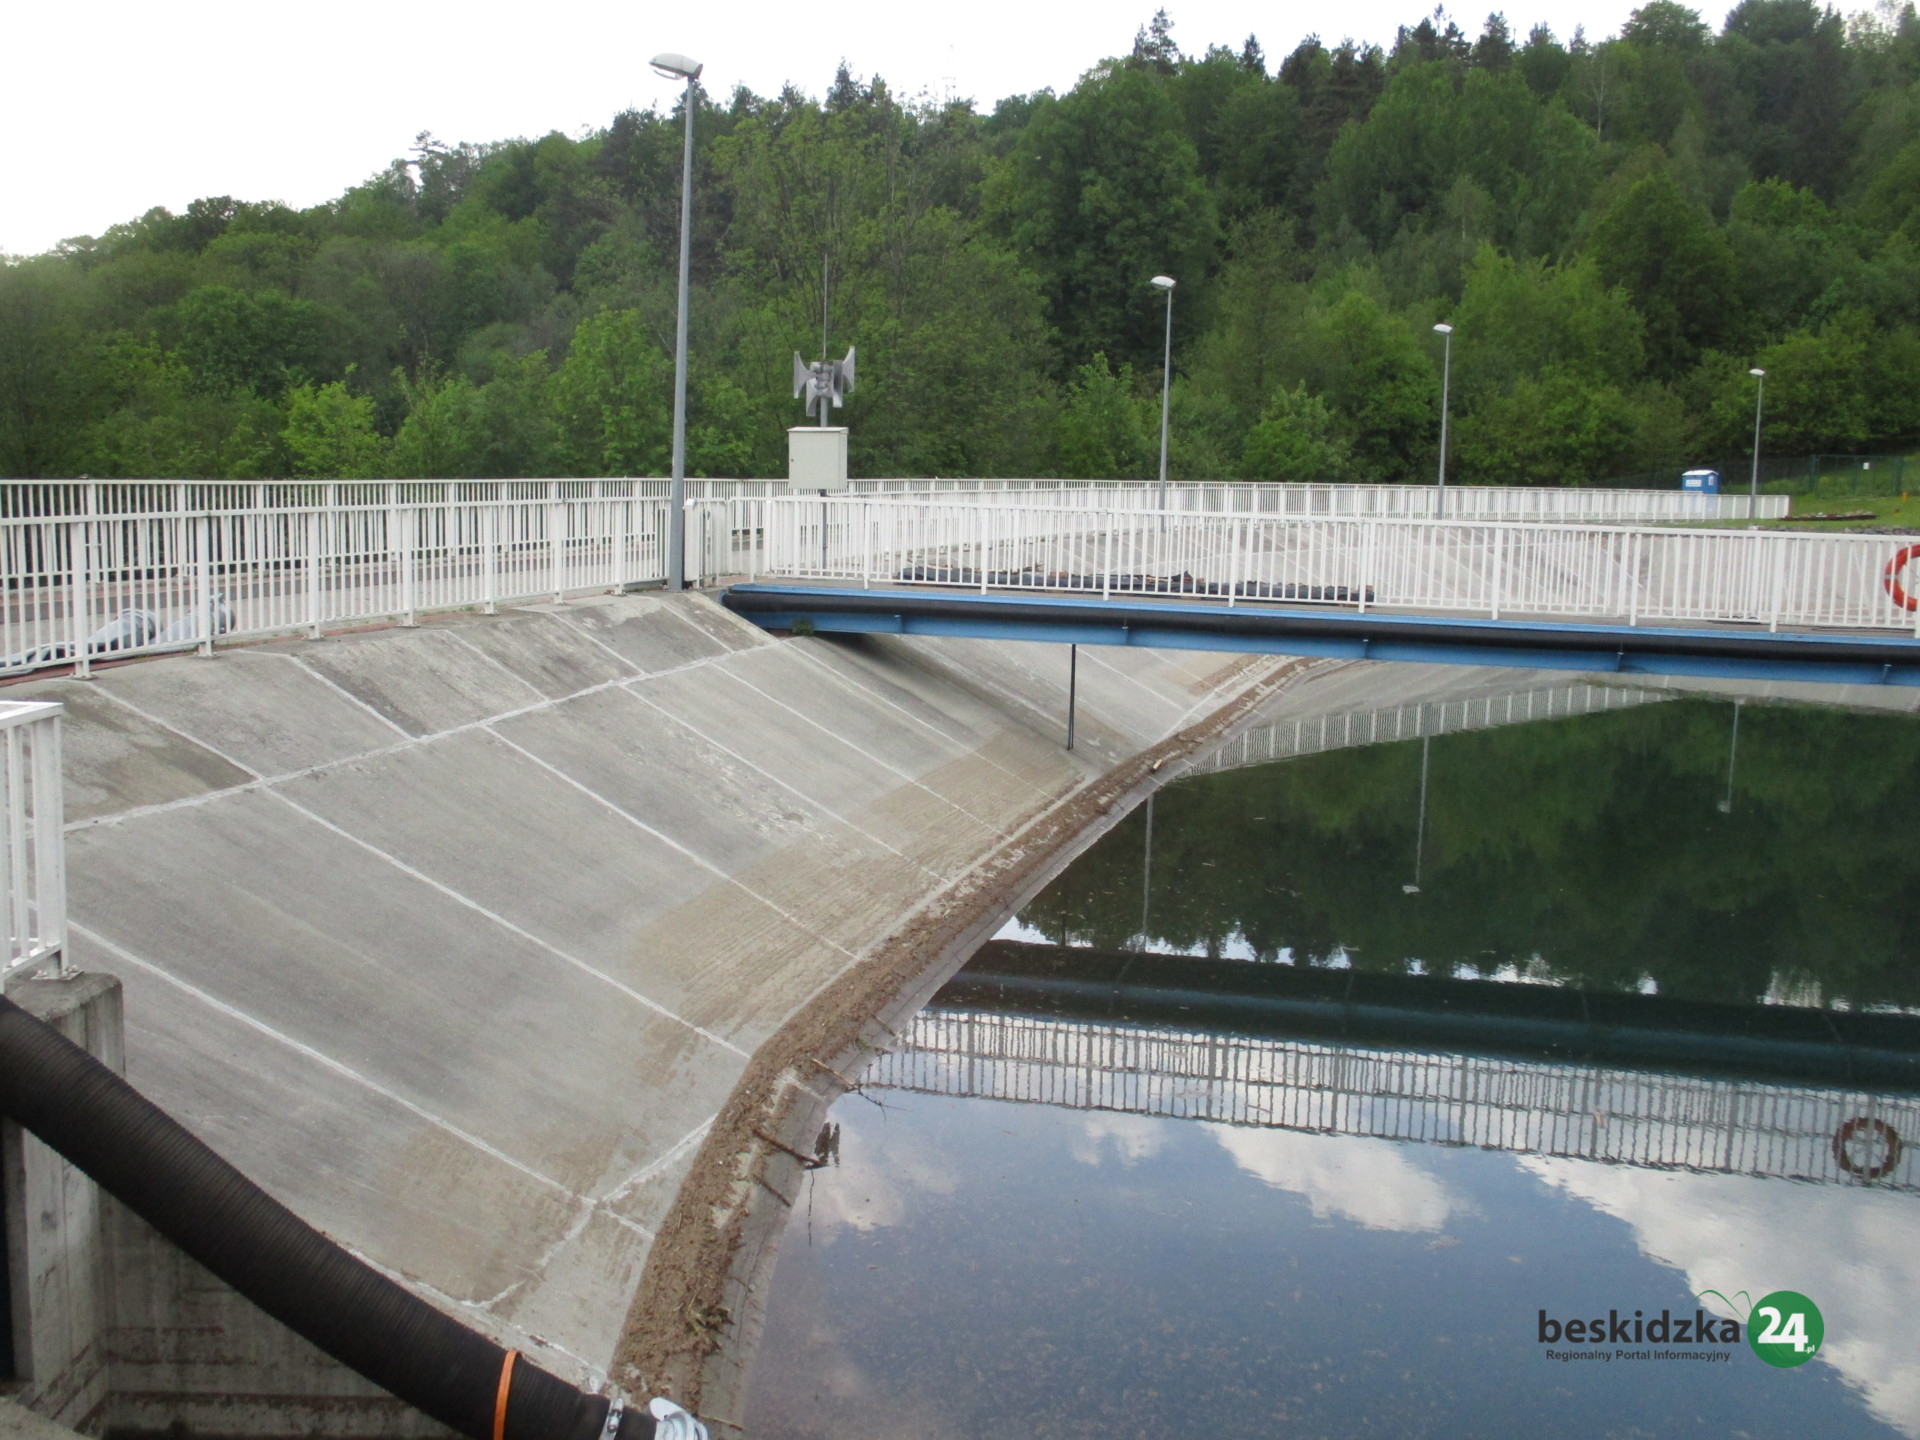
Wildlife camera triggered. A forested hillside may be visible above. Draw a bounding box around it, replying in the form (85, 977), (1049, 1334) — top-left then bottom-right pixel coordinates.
(6, 1), (1920, 483)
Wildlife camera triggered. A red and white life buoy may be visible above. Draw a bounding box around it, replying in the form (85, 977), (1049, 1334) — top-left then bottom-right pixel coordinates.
(1833, 1116), (1902, 1180)
(1883, 545), (1920, 611)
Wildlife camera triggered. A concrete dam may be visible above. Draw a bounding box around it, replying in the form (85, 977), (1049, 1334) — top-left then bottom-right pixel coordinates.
(10, 589), (1357, 1434)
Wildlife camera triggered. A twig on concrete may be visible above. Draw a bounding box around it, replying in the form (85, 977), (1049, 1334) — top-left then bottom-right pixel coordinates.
(751, 1127), (827, 1170)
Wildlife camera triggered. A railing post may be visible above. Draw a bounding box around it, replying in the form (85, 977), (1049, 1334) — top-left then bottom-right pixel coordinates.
(400, 506), (417, 626)
(1767, 533), (1787, 633)
(305, 509), (323, 640)
(862, 499), (873, 589)
(68, 518), (91, 679)
(1626, 531), (1641, 627)
(1227, 515), (1242, 607)
(550, 497), (565, 603)
(1490, 527), (1506, 620)
(1358, 520), (1374, 614)
(196, 513), (214, 656)
(484, 505), (499, 615)
(612, 496), (628, 591)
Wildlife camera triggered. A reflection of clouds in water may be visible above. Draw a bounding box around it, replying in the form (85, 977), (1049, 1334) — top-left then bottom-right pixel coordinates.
(750, 1310), (977, 1440)
(1522, 1157), (1920, 1439)
(1071, 1113), (1171, 1167)
(1206, 1127), (1457, 1232)
(803, 1110), (958, 1238)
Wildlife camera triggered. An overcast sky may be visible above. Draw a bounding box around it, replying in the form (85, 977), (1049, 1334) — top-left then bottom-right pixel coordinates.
(3, 0), (1652, 259)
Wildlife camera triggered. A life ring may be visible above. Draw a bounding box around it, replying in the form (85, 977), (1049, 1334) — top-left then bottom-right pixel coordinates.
(1883, 545), (1920, 611)
(1833, 1116), (1902, 1179)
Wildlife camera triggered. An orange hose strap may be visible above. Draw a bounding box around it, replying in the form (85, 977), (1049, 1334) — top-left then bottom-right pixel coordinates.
(493, 1350), (519, 1440)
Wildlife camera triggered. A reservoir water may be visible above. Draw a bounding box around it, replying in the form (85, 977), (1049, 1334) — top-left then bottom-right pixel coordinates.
(743, 686), (1920, 1438)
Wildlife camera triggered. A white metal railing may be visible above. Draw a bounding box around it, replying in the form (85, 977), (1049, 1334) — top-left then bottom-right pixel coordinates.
(0, 702), (64, 982)
(745, 497), (1920, 634)
(847, 479), (1790, 523)
(0, 478), (788, 519)
(1193, 682), (1669, 775)
(869, 1009), (1919, 1189)
(0, 495), (698, 677)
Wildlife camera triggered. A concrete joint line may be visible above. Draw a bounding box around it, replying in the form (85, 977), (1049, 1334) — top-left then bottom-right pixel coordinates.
(1169, 655), (1303, 729)
(66, 632), (773, 834)
(481, 727), (860, 967)
(258, 788), (750, 1059)
(68, 921), (574, 1194)
(712, 667), (1012, 841)
(271, 652), (416, 739)
(1077, 645), (1186, 721)
(623, 691), (938, 880)
(787, 644), (1028, 786)
(893, 636), (1091, 749)
(603, 1118), (713, 1206)
(332, 1234), (604, 1388)
(541, 606), (658, 673)
(438, 627), (584, 702)
(759, 650), (1331, 1036)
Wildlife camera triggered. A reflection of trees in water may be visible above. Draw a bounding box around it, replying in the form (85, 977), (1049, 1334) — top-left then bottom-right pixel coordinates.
(1023, 699), (1920, 1009)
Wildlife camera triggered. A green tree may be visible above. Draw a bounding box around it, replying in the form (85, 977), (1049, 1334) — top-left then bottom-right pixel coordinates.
(1056, 354), (1151, 478)
(1240, 385), (1354, 479)
(988, 66), (1218, 372)
(169, 284), (321, 395)
(552, 310), (671, 475)
(1586, 164), (1741, 375)
(284, 379), (387, 478)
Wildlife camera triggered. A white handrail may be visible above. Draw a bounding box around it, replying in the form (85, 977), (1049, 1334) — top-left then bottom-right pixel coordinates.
(0, 496), (682, 677)
(747, 496), (1920, 634)
(846, 479), (1792, 523)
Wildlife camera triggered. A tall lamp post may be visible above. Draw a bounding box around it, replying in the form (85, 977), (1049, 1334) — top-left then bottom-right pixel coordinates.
(1433, 323), (1454, 493)
(652, 51), (702, 591)
(1748, 367), (1767, 503)
(1151, 275), (1176, 509)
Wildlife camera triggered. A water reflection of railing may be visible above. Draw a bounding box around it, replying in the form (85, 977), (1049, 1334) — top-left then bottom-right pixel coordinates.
(1192, 681), (1669, 775)
(866, 1010), (1918, 1190)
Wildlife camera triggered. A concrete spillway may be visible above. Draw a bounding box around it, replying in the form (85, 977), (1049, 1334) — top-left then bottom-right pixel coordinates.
(14, 591), (1310, 1395)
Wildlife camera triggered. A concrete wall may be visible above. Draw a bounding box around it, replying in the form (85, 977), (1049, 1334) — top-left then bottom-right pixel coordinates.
(9, 593), (1299, 1396)
(1, 975), (446, 1440)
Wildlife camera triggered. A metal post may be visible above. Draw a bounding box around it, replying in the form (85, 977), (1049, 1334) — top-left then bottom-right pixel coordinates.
(1066, 644), (1077, 751)
(484, 505), (499, 615)
(1749, 369), (1767, 502)
(305, 510), (322, 640)
(400, 507), (416, 626)
(667, 72), (697, 591)
(195, 514), (215, 657)
(1435, 324), (1453, 492)
(69, 518), (90, 680)
(1157, 287), (1174, 510)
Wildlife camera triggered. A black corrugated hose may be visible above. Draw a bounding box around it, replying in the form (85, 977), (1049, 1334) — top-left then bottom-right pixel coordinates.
(0, 995), (665, 1440)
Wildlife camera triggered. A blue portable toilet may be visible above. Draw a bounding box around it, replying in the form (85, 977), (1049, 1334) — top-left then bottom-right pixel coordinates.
(1681, 468), (1721, 494)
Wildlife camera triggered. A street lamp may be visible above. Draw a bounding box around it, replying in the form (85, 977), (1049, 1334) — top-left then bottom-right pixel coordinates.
(1151, 275), (1176, 509)
(652, 50), (702, 591)
(1433, 323), (1454, 493)
(1748, 367), (1767, 503)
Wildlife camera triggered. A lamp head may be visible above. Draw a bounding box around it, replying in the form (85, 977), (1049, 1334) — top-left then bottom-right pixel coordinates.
(1433, 323), (1453, 335)
(651, 52), (703, 80)
(1150, 275), (1176, 290)
(1749, 367), (1765, 377)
